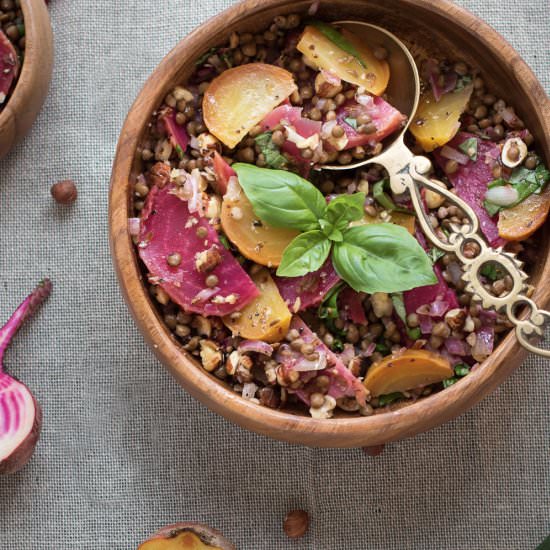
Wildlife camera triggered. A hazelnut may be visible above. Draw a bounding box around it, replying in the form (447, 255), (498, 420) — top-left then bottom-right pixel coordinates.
(283, 510), (309, 539)
(199, 340), (222, 372)
(501, 137), (527, 168)
(50, 180), (78, 204)
(444, 308), (466, 331)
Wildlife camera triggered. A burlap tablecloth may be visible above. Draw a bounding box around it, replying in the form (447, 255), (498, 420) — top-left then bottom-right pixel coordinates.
(0, 1), (548, 548)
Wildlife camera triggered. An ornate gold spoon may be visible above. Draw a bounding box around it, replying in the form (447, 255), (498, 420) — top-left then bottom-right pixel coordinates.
(323, 21), (550, 357)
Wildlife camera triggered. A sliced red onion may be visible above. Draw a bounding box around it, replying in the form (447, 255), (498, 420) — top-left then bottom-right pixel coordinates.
(242, 382), (259, 400)
(192, 287), (220, 303)
(361, 342), (376, 357)
(0, 280), (52, 474)
(356, 94), (373, 107)
(440, 145), (470, 166)
(471, 327), (494, 362)
(444, 337), (470, 356)
(417, 299), (449, 318)
(478, 307), (497, 326)
(338, 343), (356, 366)
(128, 217), (141, 236)
(238, 340), (273, 356)
(418, 314), (434, 334)
(501, 107), (521, 128)
(485, 185), (519, 207)
(293, 351), (328, 372)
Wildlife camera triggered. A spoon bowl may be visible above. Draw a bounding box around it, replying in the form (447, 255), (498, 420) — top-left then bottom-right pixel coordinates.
(323, 21), (419, 171)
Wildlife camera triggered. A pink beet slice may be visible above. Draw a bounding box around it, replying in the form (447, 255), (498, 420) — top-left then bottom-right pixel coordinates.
(261, 104), (321, 163)
(212, 151), (236, 196)
(277, 316), (367, 407)
(138, 184), (259, 316)
(159, 107), (189, 154)
(336, 97), (406, 150)
(0, 279), (52, 474)
(433, 132), (505, 247)
(0, 30), (19, 105)
(274, 259), (340, 312)
(404, 229), (458, 316)
(339, 287), (367, 325)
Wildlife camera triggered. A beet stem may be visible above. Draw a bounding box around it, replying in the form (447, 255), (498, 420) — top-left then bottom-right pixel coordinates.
(0, 279), (52, 367)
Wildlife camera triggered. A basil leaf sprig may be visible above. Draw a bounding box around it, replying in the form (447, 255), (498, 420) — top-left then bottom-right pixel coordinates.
(254, 132), (288, 169)
(309, 20), (367, 69)
(233, 164), (437, 293)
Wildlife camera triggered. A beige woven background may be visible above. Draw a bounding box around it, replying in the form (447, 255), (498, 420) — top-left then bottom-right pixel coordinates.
(0, 1), (548, 548)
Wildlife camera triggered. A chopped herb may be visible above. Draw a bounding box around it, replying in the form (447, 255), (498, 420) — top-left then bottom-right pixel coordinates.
(175, 144), (184, 160)
(220, 51), (233, 68)
(375, 342), (390, 355)
(218, 234), (231, 250)
(454, 363), (470, 377)
(344, 117), (358, 130)
(373, 179), (412, 214)
(392, 292), (422, 340)
(378, 392), (403, 406)
(454, 75), (472, 92)
(428, 247), (446, 264)
(195, 47), (217, 66)
(309, 20), (367, 68)
(331, 338), (344, 352)
(484, 161), (550, 215)
(318, 282), (346, 337)
(458, 137), (478, 161)
(254, 132), (288, 169)
(442, 378), (458, 388)
(480, 262), (506, 282)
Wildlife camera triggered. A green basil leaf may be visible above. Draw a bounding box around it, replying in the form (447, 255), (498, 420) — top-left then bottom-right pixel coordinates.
(332, 224), (437, 293)
(309, 20), (367, 68)
(458, 137), (478, 161)
(195, 47), (217, 66)
(375, 342), (390, 355)
(372, 179), (411, 214)
(487, 178), (508, 189)
(175, 144), (184, 160)
(378, 392), (403, 406)
(276, 231), (331, 277)
(254, 132), (287, 169)
(233, 163), (327, 231)
(326, 192), (366, 230)
(408, 327), (422, 340)
(480, 262), (506, 282)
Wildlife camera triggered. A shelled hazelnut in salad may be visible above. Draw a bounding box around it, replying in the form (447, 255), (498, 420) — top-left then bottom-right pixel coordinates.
(130, 14), (549, 418)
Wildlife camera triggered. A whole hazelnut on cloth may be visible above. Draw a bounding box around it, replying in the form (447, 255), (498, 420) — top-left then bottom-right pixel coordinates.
(283, 509), (309, 539)
(51, 180), (77, 204)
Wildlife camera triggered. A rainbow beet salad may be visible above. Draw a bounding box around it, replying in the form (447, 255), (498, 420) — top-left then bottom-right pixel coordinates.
(130, 14), (549, 418)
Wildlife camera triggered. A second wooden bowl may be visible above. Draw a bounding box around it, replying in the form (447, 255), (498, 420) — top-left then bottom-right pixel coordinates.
(0, 0), (53, 160)
(109, 0), (550, 448)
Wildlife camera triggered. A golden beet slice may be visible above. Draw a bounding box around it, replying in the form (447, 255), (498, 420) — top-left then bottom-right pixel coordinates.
(203, 63), (297, 148)
(138, 523), (235, 550)
(364, 349), (453, 397)
(410, 84), (473, 152)
(297, 26), (390, 96)
(221, 184), (299, 267)
(498, 185), (550, 241)
(223, 268), (291, 343)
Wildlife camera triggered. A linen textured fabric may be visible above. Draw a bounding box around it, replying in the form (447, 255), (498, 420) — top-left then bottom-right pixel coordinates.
(0, 1), (548, 549)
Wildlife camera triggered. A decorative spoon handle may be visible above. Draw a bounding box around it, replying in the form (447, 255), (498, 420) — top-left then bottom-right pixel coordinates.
(403, 155), (550, 358)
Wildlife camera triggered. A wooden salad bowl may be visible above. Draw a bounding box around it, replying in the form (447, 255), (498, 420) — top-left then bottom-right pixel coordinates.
(0, 0), (53, 160)
(109, 0), (550, 447)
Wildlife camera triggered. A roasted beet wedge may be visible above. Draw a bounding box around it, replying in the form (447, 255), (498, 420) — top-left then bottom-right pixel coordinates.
(0, 30), (19, 105)
(275, 259), (340, 312)
(138, 185), (259, 316)
(434, 132), (504, 247)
